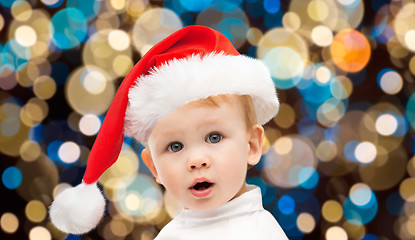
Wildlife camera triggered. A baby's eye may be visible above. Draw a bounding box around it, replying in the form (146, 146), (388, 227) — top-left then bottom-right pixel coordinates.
(167, 142), (183, 152)
(206, 133), (222, 144)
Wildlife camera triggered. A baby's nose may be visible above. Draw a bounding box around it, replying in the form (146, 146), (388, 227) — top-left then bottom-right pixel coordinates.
(187, 153), (211, 170)
(190, 162), (209, 170)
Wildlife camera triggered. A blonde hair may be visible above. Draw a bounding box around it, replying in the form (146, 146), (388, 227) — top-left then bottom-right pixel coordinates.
(190, 94), (257, 130)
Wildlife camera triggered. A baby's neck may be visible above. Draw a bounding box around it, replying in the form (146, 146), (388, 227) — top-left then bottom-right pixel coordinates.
(230, 182), (247, 201)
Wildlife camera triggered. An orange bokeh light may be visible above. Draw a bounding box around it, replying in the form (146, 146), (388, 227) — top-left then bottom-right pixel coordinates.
(330, 29), (371, 73)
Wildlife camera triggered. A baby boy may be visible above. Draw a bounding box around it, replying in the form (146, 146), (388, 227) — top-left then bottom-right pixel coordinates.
(50, 25), (288, 239)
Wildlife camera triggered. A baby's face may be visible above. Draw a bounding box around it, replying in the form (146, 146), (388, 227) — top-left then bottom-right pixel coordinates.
(145, 99), (261, 211)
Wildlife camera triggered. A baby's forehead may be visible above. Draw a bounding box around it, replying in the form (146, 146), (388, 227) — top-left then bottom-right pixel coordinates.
(149, 99), (242, 134)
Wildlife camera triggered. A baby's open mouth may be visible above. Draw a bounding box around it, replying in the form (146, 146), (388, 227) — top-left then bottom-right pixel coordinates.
(192, 181), (213, 190)
(189, 180), (214, 198)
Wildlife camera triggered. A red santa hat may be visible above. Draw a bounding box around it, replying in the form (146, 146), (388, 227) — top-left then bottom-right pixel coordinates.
(49, 25), (279, 234)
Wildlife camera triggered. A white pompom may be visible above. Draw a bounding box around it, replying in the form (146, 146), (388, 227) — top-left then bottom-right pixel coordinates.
(49, 182), (105, 234)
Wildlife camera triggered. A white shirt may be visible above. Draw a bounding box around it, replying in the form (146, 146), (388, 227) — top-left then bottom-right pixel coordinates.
(155, 185), (288, 240)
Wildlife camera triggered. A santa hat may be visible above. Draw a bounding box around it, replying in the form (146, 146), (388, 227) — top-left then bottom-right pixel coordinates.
(49, 25), (279, 234)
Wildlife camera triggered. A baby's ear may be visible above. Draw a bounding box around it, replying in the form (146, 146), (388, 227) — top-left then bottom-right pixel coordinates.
(247, 124), (264, 166)
(141, 149), (161, 184)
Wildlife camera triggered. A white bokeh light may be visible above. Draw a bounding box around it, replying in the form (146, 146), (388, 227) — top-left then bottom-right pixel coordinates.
(354, 141), (377, 164)
(125, 193), (141, 211)
(58, 141), (81, 164)
(315, 66), (331, 84)
(79, 113), (101, 136)
(326, 226), (347, 240)
(108, 30), (130, 51)
(82, 69), (107, 95)
(15, 25), (37, 47)
(379, 70), (403, 95)
(311, 25), (333, 47)
(29, 226), (51, 240)
(375, 113), (398, 136)
(404, 30), (415, 51)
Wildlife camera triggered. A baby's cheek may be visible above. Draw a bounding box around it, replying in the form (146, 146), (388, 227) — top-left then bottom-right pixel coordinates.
(161, 177), (184, 203)
(223, 155), (249, 179)
(158, 168), (181, 189)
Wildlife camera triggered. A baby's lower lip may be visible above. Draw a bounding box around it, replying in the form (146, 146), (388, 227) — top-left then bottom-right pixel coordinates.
(190, 184), (214, 198)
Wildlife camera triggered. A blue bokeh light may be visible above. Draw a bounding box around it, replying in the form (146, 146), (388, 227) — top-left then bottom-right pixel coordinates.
(179, 0), (212, 12)
(298, 78), (333, 105)
(361, 233), (379, 240)
(0, 0), (18, 8)
(50, 8), (88, 50)
(47, 140), (63, 163)
(278, 195), (295, 215)
(298, 167), (319, 189)
(406, 92), (415, 130)
(64, 234), (83, 240)
(28, 124), (44, 142)
(2, 166), (23, 190)
(66, 0), (101, 22)
(343, 190), (378, 225)
(263, 0), (280, 14)
(2, 40), (31, 72)
(344, 141), (359, 162)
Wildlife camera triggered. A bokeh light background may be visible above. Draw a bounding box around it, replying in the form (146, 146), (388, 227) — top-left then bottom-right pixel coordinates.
(1, 0), (415, 239)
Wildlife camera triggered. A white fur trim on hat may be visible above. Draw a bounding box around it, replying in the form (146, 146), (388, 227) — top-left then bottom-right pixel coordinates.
(124, 52), (279, 143)
(49, 182), (105, 234)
